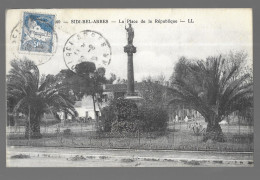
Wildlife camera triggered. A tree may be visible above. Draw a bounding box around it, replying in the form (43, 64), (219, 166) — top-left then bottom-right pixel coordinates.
(139, 75), (168, 108)
(116, 77), (127, 84)
(7, 59), (77, 139)
(106, 73), (117, 84)
(60, 62), (107, 122)
(169, 53), (253, 142)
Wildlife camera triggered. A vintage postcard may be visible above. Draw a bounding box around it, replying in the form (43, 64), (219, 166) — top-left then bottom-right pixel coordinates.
(6, 9), (253, 167)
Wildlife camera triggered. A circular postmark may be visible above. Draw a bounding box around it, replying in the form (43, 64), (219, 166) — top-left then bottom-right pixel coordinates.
(63, 30), (112, 72)
(9, 12), (58, 66)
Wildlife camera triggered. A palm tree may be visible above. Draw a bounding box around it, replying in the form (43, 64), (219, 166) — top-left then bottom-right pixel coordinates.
(7, 59), (77, 139)
(169, 55), (253, 142)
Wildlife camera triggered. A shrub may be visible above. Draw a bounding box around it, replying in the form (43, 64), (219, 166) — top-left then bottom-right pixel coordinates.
(111, 119), (144, 133)
(114, 97), (138, 121)
(99, 98), (168, 133)
(100, 98), (139, 133)
(100, 105), (115, 132)
(189, 122), (205, 136)
(138, 105), (168, 132)
(63, 129), (72, 136)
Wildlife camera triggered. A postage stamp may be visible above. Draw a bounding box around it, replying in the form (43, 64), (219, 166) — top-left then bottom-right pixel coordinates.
(20, 12), (55, 54)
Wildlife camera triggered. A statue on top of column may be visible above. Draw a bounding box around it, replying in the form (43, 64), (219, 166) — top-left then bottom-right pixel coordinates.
(125, 23), (134, 45)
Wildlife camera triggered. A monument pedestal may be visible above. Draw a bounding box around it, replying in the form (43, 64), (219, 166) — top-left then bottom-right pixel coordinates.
(124, 24), (143, 105)
(124, 44), (136, 96)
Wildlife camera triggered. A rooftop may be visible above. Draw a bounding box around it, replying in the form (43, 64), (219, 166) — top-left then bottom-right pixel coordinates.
(103, 81), (167, 92)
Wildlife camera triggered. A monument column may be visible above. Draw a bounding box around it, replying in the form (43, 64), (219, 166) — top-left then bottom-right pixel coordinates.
(124, 23), (136, 96)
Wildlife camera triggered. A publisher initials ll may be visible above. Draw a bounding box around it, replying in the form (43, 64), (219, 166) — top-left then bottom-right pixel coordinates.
(188, 19), (194, 23)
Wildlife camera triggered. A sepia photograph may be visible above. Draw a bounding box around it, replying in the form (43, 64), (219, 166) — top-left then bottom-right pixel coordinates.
(5, 8), (253, 167)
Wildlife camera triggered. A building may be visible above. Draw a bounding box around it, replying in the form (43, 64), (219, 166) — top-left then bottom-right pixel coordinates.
(72, 81), (166, 119)
(71, 81), (200, 122)
(73, 96), (101, 119)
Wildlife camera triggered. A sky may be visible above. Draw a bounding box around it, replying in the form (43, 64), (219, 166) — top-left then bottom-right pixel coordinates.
(6, 9), (253, 82)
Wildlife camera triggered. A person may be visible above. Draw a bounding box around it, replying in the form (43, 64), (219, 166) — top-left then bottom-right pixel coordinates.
(125, 23), (134, 44)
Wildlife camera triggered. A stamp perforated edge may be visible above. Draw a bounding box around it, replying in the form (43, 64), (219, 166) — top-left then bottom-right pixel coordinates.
(17, 11), (58, 56)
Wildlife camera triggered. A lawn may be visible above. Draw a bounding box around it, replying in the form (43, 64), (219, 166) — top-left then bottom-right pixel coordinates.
(7, 119), (253, 152)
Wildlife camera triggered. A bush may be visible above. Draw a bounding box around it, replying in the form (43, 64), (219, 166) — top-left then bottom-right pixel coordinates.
(99, 98), (138, 133)
(189, 122), (205, 136)
(111, 119), (144, 133)
(100, 105), (116, 132)
(100, 98), (168, 133)
(63, 129), (72, 136)
(114, 97), (138, 121)
(138, 106), (168, 132)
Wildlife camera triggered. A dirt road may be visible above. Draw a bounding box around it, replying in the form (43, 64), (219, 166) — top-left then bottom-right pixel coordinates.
(6, 146), (253, 167)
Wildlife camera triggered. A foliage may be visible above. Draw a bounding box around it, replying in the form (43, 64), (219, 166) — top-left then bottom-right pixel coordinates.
(99, 105), (115, 132)
(57, 62), (106, 100)
(100, 98), (139, 133)
(239, 107), (253, 126)
(189, 122), (205, 136)
(138, 81), (167, 108)
(100, 98), (168, 133)
(111, 119), (143, 133)
(169, 52), (253, 142)
(55, 69), (78, 101)
(7, 122), (254, 152)
(140, 75), (168, 106)
(115, 77), (127, 84)
(63, 129), (72, 136)
(106, 73), (117, 84)
(7, 59), (77, 138)
(114, 98), (138, 121)
(58, 62), (108, 121)
(138, 105), (168, 132)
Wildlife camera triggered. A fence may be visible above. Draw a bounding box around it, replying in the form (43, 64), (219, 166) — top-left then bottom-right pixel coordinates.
(7, 119), (254, 152)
